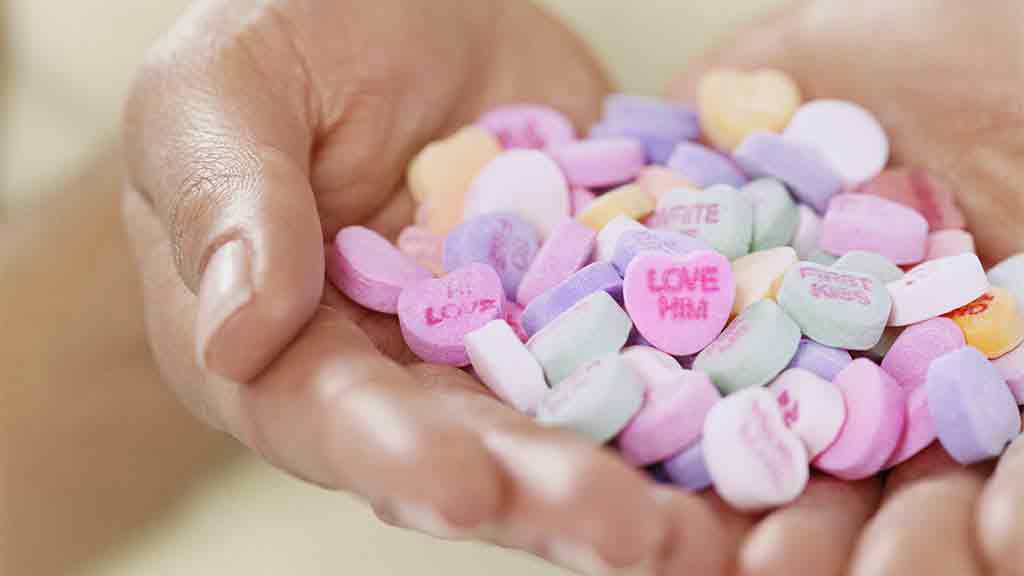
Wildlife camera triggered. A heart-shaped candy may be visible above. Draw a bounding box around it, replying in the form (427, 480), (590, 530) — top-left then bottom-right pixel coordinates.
(697, 67), (802, 151)
(397, 263), (505, 366)
(623, 250), (736, 356)
(406, 126), (502, 235)
(703, 388), (809, 511)
(464, 150), (570, 239)
(777, 262), (891, 350)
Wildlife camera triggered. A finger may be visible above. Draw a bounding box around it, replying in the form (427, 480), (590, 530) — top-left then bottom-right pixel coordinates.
(651, 489), (735, 576)
(976, 430), (1024, 573)
(405, 364), (671, 573)
(125, 182), (504, 525)
(738, 476), (883, 576)
(124, 1), (324, 383)
(850, 460), (989, 575)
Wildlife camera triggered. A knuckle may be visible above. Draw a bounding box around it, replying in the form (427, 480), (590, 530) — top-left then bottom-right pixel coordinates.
(169, 143), (261, 283)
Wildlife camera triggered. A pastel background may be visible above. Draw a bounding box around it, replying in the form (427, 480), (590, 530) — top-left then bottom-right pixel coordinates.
(2, 0), (781, 574)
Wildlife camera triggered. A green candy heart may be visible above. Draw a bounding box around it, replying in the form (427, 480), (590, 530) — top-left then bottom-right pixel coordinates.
(655, 185), (753, 260)
(777, 261), (892, 350)
(694, 299), (801, 394)
(742, 178), (799, 251)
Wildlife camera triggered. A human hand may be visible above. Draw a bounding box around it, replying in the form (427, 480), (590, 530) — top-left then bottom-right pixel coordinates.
(122, 1), (743, 573)
(668, 1), (1024, 574)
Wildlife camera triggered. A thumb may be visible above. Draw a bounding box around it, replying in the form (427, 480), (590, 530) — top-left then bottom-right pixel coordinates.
(123, 2), (324, 383)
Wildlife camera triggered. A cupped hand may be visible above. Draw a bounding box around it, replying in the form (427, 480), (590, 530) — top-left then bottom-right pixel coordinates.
(669, 1), (1024, 574)
(122, 1), (735, 574)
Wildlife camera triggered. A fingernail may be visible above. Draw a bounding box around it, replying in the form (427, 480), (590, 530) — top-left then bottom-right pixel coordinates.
(196, 240), (252, 375)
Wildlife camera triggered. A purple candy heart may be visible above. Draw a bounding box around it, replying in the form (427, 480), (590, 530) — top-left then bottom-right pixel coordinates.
(611, 228), (707, 276)
(443, 213), (540, 298)
(927, 346), (1021, 464)
(788, 338), (854, 382)
(603, 94), (701, 137)
(520, 261), (623, 338)
(733, 133), (842, 213)
(666, 142), (749, 189)
(662, 440), (712, 491)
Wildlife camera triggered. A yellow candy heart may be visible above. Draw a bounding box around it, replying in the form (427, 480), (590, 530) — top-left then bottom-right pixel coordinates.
(406, 126), (502, 235)
(946, 287), (1024, 358)
(698, 68), (802, 151)
(576, 184), (656, 231)
(731, 247), (798, 316)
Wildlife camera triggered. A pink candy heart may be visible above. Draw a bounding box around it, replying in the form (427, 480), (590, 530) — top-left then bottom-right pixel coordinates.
(623, 250), (736, 356)
(397, 263), (506, 366)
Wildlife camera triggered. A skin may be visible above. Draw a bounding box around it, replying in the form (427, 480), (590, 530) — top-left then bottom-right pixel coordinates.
(68, 0), (1021, 573)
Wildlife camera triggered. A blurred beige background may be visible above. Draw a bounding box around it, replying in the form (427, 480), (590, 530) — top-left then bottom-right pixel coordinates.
(3, 0), (780, 574)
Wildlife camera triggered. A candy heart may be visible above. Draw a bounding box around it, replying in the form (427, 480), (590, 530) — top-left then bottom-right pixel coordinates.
(945, 288), (1024, 359)
(777, 262), (891, 350)
(784, 100), (890, 187)
(881, 317), (966, 392)
(464, 150), (570, 239)
(733, 133), (843, 213)
(927, 347), (1020, 464)
(620, 345), (684, 387)
(787, 338), (853, 382)
(886, 254), (988, 327)
(730, 246), (798, 316)
(884, 385), (936, 468)
(703, 388), (809, 511)
(520, 261), (624, 338)
(329, 226), (433, 314)
(623, 250), (736, 356)
(397, 263), (506, 366)
(603, 95), (701, 147)
(535, 353), (645, 443)
(548, 138), (647, 189)
(465, 320), (549, 415)
(406, 126), (502, 234)
(516, 218), (596, 306)
(617, 369), (722, 466)
(742, 178), (799, 251)
(814, 359), (906, 480)
(697, 67), (802, 151)
(477, 105), (576, 149)
(694, 299), (802, 394)
(576, 183), (656, 232)
(662, 440), (713, 492)
(769, 368), (846, 458)
(666, 142), (749, 189)
(526, 290), (633, 384)
(820, 194), (929, 265)
(443, 213), (540, 298)
(652, 185), (754, 260)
